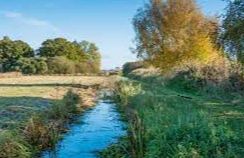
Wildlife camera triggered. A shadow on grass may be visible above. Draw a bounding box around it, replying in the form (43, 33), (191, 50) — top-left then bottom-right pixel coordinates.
(0, 96), (58, 130)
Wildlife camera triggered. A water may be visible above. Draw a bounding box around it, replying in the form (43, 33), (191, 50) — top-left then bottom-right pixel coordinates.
(42, 100), (125, 158)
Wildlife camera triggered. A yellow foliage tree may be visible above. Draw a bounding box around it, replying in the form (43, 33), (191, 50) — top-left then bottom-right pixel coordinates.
(133, 0), (221, 72)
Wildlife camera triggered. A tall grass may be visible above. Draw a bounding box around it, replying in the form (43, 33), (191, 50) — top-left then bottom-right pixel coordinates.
(101, 78), (244, 158)
(23, 116), (59, 150)
(0, 131), (31, 158)
(0, 89), (82, 157)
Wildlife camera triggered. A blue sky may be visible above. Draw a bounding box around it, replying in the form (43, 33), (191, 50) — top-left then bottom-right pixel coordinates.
(0, 0), (227, 69)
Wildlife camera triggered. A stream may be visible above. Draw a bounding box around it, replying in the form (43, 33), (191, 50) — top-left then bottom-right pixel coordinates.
(42, 100), (125, 158)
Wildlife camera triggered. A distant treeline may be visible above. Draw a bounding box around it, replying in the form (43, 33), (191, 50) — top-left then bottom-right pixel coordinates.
(0, 37), (101, 74)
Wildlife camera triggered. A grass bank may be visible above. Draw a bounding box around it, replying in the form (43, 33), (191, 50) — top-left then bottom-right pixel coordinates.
(0, 90), (83, 157)
(0, 75), (113, 157)
(100, 73), (244, 158)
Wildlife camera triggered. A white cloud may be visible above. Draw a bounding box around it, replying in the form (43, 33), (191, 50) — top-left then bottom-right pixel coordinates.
(3, 11), (59, 31)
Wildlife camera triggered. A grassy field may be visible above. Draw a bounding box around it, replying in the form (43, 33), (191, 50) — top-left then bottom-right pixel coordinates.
(0, 75), (115, 157)
(0, 75), (111, 131)
(0, 75), (109, 86)
(101, 72), (244, 158)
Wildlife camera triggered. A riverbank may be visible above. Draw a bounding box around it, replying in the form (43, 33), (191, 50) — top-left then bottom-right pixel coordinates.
(100, 71), (244, 157)
(42, 99), (126, 158)
(0, 75), (116, 157)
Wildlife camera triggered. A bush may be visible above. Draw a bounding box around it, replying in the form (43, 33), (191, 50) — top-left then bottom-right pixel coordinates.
(3, 58), (36, 74)
(23, 116), (59, 149)
(47, 90), (80, 120)
(75, 61), (100, 74)
(6, 57), (48, 74)
(229, 63), (244, 91)
(23, 90), (81, 152)
(167, 57), (244, 96)
(34, 58), (48, 74)
(18, 58), (37, 74)
(113, 80), (142, 106)
(47, 56), (75, 74)
(63, 90), (81, 113)
(123, 61), (145, 76)
(74, 62), (88, 74)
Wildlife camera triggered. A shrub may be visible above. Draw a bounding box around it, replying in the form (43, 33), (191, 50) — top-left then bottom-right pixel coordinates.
(63, 90), (81, 113)
(123, 61), (145, 76)
(74, 62), (88, 74)
(113, 80), (142, 106)
(7, 57), (48, 74)
(23, 90), (81, 151)
(47, 90), (81, 119)
(229, 63), (244, 91)
(35, 58), (48, 74)
(18, 58), (37, 74)
(47, 102), (71, 120)
(4, 58), (36, 74)
(47, 56), (75, 74)
(23, 116), (59, 149)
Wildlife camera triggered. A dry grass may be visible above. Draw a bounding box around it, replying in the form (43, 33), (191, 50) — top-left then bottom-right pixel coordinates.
(0, 75), (114, 130)
(0, 75), (114, 99)
(0, 75), (110, 86)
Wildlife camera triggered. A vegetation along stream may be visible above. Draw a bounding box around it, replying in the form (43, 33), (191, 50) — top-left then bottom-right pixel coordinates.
(42, 99), (125, 158)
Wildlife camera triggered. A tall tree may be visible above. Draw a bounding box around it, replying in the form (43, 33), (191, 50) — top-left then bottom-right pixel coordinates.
(78, 41), (101, 72)
(133, 0), (220, 72)
(38, 38), (86, 61)
(0, 36), (34, 71)
(221, 0), (244, 64)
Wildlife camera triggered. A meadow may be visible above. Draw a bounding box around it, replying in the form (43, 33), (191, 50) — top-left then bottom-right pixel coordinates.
(0, 75), (112, 157)
(0, 75), (111, 129)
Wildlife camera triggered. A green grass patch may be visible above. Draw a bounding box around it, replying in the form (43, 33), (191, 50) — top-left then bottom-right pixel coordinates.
(101, 75), (244, 158)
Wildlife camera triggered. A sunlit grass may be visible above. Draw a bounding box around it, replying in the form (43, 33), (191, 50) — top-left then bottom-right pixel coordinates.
(102, 74), (244, 157)
(0, 75), (112, 157)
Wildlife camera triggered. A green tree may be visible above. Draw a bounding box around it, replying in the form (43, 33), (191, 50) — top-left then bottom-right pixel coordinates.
(34, 58), (48, 74)
(38, 38), (86, 61)
(0, 36), (34, 72)
(10, 57), (47, 74)
(78, 41), (101, 73)
(221, 0), (244, 64)
(16, 58), (37, 74)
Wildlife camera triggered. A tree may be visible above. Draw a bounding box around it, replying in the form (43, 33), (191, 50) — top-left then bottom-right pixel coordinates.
(78, 41), (101, 73)
(221, 0), (244, 64)
(0, 36), (34, 72)
(133, 0), (220, 72)
(16, 58), (37, 74)
(38, 38), (86, 61)
(34, 58), (48, 74)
